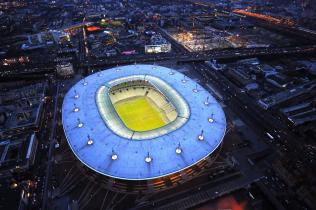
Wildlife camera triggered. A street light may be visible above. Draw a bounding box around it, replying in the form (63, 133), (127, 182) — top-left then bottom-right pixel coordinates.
(83, 78), (88, 86)
(208, 113), (215, 123)
(73, 103), (79, 112)
(77, 118), (83, 128)
(74, 90), (79, 99)
(181, 75), (187, 83)
(87, 135), (93, 145)
(175, 143), (182, 154)
(198, 130), (204, 141)
(111, 149), (118, 160)
(204, 96), (209, 106)
(145, 152), (152, 163)
(193, 84), (199, 93)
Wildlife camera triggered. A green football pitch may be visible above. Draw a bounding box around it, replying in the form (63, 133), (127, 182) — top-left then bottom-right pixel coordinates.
(114, 96), (167, 132)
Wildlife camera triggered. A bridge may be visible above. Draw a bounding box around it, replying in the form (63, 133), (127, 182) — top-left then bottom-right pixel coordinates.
(84, 45), (316, 67)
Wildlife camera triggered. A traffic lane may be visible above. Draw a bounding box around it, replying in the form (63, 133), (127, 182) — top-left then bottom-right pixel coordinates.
(41, 82), (60, 210)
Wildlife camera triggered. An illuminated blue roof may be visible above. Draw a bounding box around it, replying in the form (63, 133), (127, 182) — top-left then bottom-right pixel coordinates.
(62, 64), (226, 180)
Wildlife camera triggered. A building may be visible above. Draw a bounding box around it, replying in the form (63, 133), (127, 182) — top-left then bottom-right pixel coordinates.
(145, 34), (171, 53)
(21, 30), (70, 50)
(62, 64), (226, 193)
(266, 74), (292, 89)
(0, 133), (38, 178)
(56, 62), (74, 77)
(258, 81), (316, 109)
(280, 100), (316, 126)
(0, 83), (47, 137)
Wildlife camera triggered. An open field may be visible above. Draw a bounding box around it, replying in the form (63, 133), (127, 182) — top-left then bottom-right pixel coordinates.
(114, 96), (167, 132)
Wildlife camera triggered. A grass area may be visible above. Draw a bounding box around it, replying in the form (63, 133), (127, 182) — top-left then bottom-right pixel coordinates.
(114, 96), (167, 132)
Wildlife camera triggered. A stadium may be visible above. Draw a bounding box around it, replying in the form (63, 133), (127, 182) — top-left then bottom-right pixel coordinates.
(62, 64), (226, 193)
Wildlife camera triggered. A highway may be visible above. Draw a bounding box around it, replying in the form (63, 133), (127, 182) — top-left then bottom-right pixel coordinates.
(84, 45), (316, 67)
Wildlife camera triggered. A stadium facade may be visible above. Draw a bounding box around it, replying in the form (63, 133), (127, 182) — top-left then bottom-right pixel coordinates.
(62, 64), (226, 193)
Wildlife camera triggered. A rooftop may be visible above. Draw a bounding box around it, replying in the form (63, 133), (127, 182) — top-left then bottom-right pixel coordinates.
(0, 132), (37, 175)
(62, 64), (226, 180)
(0, 83), (46, 135)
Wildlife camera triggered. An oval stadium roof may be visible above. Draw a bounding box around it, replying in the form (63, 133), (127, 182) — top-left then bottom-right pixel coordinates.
(62, 64), (226, 180)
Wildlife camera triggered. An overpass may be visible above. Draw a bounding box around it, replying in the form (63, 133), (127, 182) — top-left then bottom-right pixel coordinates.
(84, 45), (316, 67)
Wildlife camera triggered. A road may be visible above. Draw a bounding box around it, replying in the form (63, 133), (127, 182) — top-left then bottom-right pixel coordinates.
(154, 25), (314, 172)
(41, 82), (60, 210)
(85, 45), (316, 67)
(193, 62), (315, 171)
